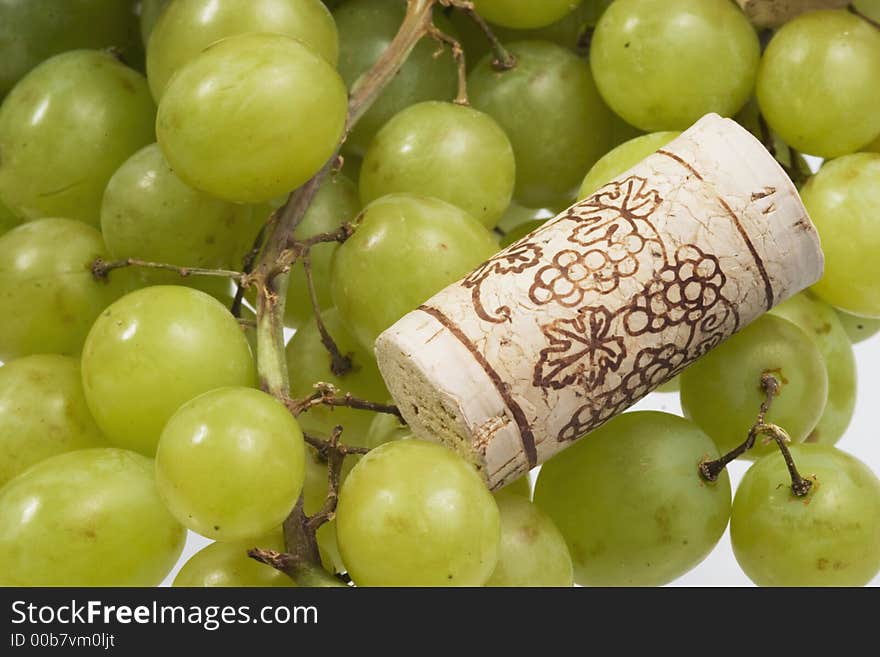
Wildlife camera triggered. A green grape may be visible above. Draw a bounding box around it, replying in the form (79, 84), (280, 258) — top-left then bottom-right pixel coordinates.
(837, 310), (880, 344)
(590, 0), (759, 132)
(336, 440), (501, 586)
(0, 218), (132, 361)
(285, 309), (389, 447)
(500, 219), (546, 248)
(334, 0), (458, 156)
(801, 153), (880, 317)
(81, 286), (256, 455)
(156, 387), (304, 542)
(0, 448), (185, 586)
(770, 293), (856, 446)
(757, 11), (880, 159)
(251, 174), (361, 330)
(157, 33), (346, 204)
(365, 412), (413, 449)
(0, 50), (155, 226)
(330, 193), (499, 351)
(102, 143), (255, 282)
(469, 41), (615, 208)
(680, 314), (829, 459)
(485, 491), (572, 587)
(502, 475), (531, 499)
(533, 411), (731, 586)
(173, 531), (293, 587)
(577, 131), (680, 200)
(472, 0), (583, 30)
(302, 448), (345, 573)
(0, 198), (20, 235)
(0, 0), (142, 97)
(140, 0), (171, 46)
(731, 445), (880, 587)
(360, 101), (515, 229)
(147, 0), (337, 100)
(0, 355), (107, 487)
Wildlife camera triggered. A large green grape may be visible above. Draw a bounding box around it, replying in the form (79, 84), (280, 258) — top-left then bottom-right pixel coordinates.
(245, 174), (360, 330)
(577, 131), (680, 200)
(801, 153), (880, 317)
(0, 355), (107, 487)
(330, 193), (499, 351)
(156, 387), (304, 542)
(590, 0), (759, 131)
(81, 286), (256, 455)
(472, 0), (583, 30)
(0, 448), (185, 586)
(770, 293), (856, 446)
(102, 143), (254, 284)
(173, 531), (293, 587)
(360, 101), (515, 229)
(0, 218), (131, 361)
(156, 33), (347, 204)
(147, 0), (338, 100)
(285, 309), (389, 447)
(334, 0), (459, 156)
(336, 440), (500, 586)
(0, 50), (155, 226)
(469, 41), (614, 208)
(534, 411), (731, 586)
(0, 0), (142, 97)
(680, 314), (829, 459)
(731, 445), (880, 587)
(485, 491), (573, 587)
(757, 11), (880, 159)
(837, 310), (880, 344)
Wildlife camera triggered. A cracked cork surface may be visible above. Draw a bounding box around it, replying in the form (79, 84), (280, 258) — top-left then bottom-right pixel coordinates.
(375, 113), (824, 490)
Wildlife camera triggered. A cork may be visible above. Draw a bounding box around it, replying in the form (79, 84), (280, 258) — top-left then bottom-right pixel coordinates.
(736, 0), (849, 27)
(374, 113), (824, 490)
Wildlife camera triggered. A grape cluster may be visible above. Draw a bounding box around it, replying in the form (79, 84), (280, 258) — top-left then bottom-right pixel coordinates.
(0, 0), (878, 590)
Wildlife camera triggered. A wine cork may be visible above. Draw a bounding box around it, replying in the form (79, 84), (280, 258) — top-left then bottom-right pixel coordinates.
(736, 0), (849, 27)
(375, 113), (824, 490)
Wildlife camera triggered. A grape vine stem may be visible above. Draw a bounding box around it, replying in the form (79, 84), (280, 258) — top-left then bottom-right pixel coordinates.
(699, 372), (813, 497)
(284, 382), (405, 424)
(91, 257), (244, 281)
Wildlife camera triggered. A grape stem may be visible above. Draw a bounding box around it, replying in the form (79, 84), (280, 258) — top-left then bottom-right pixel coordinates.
(90, 257), (244, 281)
(283, 382), (405, 424)
(699, 372), (813, 497)
(301, 246), (352, 377)
(441, 0), (517, 70)
(427, 23), (469, 105)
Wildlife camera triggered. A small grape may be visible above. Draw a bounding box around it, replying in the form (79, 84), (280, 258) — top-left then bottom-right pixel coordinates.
(147, 0), (338, 100)
(0, 218), (132, 361)
(0, 355), (108, 487)
(731, 445), (880, 587)
(485, 491), (573, 587)
(534, 411), (731, 586)
(336, 440), (500, 586)
(680, 314), (828, 459)
(469, 41), (615, 208)
(836, 310), (880, 344)
(0, 49), (155, 226)
(472, 0), (584, 30)
(285, 308), (390, 447)
(360, 101), (515, 229)
(757, 10), (880, 158)
(801, 153), (880, 317)
(577, 131), (680, 200)
(770, 293), (856, 446)
(156, 387), (305, 542)
(334, 0), (458, 156)
(156, 33), (347, 204)
(330, 193), (498, 351)
(173, 530), (293, 587)
(590, 0), (759, 131)
(0, 448), (185, 586)
(81, 286), (256, 455)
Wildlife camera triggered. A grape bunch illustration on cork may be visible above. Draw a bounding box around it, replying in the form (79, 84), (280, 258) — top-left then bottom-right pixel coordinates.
(0, 0), (879, 590)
